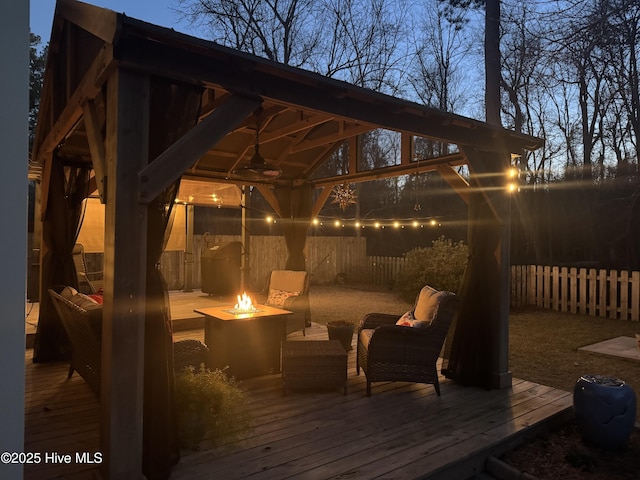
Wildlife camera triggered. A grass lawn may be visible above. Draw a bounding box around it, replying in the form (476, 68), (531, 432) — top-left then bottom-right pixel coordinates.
(510, 307), (640, 422)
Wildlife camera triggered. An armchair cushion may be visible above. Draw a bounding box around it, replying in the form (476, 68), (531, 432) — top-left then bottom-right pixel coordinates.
(359, 329), (375, 349)
(413, 285), (447, 324)
(267, 288), (301, 307)
(61, 286), (102, 310)
(268, 270), (307, 293)
(259, 270), (311, 335)
(395, 310), (429, 328)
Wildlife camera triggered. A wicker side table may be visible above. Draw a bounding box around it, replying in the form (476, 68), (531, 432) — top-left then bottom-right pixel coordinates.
(281, 340), (348, 395)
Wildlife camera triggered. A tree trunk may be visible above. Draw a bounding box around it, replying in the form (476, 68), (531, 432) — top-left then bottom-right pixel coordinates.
(485, 0), (501, 126)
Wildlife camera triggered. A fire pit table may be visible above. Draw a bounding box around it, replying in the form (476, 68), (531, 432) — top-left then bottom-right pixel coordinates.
(194, 304), (292, 378)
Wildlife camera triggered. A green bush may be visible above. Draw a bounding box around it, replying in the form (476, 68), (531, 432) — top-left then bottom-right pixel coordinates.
(174, 368), (252, 450)
(396, 236), (469, 302)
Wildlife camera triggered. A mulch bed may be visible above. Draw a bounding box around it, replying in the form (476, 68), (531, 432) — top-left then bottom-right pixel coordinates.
(502, 420), (640, 480)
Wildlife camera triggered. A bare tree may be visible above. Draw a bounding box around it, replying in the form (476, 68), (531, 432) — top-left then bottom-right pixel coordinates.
(311, 0), (409, 93)
(176, 0), (322, 66)
(409, 3), (469, 113)
(602, 0), (640, 175)
(437, 0), (501, 125)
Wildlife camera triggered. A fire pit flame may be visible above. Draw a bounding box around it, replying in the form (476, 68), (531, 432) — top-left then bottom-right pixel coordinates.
(234, 292), (257, 313)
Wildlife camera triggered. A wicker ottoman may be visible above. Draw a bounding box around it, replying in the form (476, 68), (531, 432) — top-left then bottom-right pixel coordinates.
(281, 340), (348, 395)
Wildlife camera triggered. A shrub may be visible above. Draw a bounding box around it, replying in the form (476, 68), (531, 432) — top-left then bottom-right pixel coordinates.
(396, 236), (469, 302)
(174, 367), (252, 450)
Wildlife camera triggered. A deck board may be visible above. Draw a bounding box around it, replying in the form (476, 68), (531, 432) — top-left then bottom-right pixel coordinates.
(24, 297), (573, 479)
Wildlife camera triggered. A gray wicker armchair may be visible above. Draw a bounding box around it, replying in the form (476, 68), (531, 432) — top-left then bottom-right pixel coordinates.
(48, 286), (209, 394)
(356, 285), (460, 397)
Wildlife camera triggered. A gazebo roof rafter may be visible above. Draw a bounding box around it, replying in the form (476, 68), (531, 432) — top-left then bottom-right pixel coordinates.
(32, 0), (542, 199)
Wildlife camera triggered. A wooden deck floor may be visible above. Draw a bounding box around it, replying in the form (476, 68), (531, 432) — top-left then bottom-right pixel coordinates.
(24, 317), (573, 480)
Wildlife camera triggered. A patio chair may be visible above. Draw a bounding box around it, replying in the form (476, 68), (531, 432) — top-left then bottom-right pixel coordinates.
(258, 270), (311, 336)
(356, 285), (460, 397)
(72, 243), (102, 294)
(48, 286), (209, 394)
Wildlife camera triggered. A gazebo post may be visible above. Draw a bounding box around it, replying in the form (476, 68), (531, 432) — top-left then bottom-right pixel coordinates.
(443, 147), (513, 390)
(101, 68), (149, 478)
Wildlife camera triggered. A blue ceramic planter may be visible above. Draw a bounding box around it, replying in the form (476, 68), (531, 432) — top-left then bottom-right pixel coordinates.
(573, 374), (637, 449)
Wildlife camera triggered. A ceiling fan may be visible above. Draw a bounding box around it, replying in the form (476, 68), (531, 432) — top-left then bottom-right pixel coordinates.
(232, 109), (281, 179)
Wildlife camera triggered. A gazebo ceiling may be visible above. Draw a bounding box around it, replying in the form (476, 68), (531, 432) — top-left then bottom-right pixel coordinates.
(32, 0), (543, 197)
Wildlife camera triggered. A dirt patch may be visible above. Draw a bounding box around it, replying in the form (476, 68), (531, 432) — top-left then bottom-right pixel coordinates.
(502, 420), (640, 480)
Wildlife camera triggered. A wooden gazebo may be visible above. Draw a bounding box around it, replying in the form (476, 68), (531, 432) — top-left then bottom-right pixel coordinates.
(31, 0), (543, 477)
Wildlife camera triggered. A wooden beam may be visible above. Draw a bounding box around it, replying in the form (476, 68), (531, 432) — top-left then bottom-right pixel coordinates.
(33, 44), (114, 168)
(437, 164), (470, 205)
(463, 148), (508, 223)
(38, 151), (53, 222)
(138, 94), (261, 203)
(348, 136), (358, 174)
(288, 124), (373, 153)
(311, 186), (333, 218)
(116, 37), (543, 153)
(401, 133), (413, 165)
(255, 185), (281, 217)
(82, 98), (107, 203)
(57, 0), (119, 43)
(101, 68), (149, 478)
(260, 114), (333, 144)
(310, 152), (466, 187)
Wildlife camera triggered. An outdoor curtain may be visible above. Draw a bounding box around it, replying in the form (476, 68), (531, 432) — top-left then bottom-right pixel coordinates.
(142, 78), (202, 480)
(33, 155), (91, 362)
(442, 150), (507, 389)
(274, 185), (312, 271)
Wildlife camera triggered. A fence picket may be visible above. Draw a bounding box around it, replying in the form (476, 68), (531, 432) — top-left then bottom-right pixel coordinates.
(509, 265), (639, 323)
(527, 265), (535, 305)
(588, 268), (597, 316)
(598, 269), (607, 318)
(560, 267), (568, 313)
(543, 266), (551, 309)
(620, 270), (629, 320)
(578, 268), (587, 314)
(536, 266), (543, 307)
(551, 266), (559, 311)
(569, 268), (577, 313)
(609, 270), (618, 319)
(632, 271), (640, 322)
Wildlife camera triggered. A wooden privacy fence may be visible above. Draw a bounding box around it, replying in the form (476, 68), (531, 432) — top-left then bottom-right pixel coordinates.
(367, 256), (408, 286)
(511, 265), (640, 322)
(159, 235), (409, 290)
(160, 235), (368, 290)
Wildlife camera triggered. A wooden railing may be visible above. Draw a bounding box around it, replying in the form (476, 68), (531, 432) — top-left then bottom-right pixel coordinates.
(511, 265), (640, 322)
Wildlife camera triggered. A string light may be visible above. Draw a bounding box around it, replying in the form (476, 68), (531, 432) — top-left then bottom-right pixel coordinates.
(267, 215), (445, 229)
